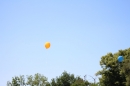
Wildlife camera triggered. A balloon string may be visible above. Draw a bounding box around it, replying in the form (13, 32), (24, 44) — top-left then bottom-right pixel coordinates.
(46, 49), (48, 64)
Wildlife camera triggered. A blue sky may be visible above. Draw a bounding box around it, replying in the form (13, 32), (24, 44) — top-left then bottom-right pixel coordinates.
(0, 0), (130, 85)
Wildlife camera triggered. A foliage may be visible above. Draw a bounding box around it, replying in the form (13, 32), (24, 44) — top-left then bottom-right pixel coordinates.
(96, 48), (130, 86)
(71, 78), (89, 86)
(26, 73), (48, 86)
(49, 71), (91, 86)
(49, 71), (96, 86)
(50, 71), (78, 86)
(11, 76), (20, 86)
(7, 48), (130, 86)
(9, 75), (25, 86)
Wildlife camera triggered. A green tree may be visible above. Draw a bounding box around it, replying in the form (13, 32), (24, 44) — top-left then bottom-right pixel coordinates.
(121, 51), (130, 86)
(8, 72), (97, 86)
(96, 48), (130, 86)
(8, 75), (25, 86)
(71, 77), (89, 86)
(11, 76), (20, 86)
(50, 71), (75, 86)
(50, 71), (90, 86)
(50, 78), (57, 86)
(26, 73), (48, 86)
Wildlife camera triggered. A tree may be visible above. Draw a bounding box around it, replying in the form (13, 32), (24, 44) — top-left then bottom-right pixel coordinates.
(8, 74), (48, 86)
(8, 75), (26, 86)
(121, 50), (130, 86)
(50, 78), (58, 86)
(50, 71), (75, 86)
(12, 76), (20, 86)
(96, 48), (130, 86)
(71, 79), (86, 86)
(26, 73), (48, 86)
(8, 72), (97, 86)
(71, 77), (89, 86)
(50, 71), (90, 86)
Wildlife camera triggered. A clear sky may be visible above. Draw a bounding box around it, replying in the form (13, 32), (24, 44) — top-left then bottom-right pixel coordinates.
(0, 0), (130, 86)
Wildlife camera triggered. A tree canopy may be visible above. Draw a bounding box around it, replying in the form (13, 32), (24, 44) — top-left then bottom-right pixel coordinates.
(96, 48), (130, 86)
(7, 48), (130, 86)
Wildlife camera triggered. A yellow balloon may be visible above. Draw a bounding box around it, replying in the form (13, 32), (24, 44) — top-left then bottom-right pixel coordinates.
(45, 42), (50, 49)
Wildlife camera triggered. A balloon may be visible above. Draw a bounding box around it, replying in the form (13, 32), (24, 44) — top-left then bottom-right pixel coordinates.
(44, 42), (50, 49)
(118, 56), (124, 62)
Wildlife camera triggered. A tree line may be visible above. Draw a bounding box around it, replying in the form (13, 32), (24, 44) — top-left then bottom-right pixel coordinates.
(7, 48), (130, 86)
